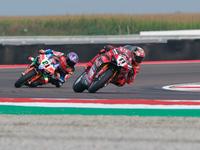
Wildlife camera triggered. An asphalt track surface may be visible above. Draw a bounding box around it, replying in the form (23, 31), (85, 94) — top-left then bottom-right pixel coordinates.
(1, 62), (200, 99)
(1, 62), (200, 150)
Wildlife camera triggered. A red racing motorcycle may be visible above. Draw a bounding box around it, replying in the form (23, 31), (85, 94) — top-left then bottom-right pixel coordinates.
(73, 48), (133, 93)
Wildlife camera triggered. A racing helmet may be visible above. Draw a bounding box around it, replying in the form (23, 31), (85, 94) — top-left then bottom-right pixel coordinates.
(132, 46), (145, 64)
(66, 52), (79, 67)
(123, 45), (145, 64)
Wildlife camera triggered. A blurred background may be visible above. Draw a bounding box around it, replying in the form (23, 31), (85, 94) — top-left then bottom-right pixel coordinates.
(1, 0), (200, 64)
(0, 0), (200, 36)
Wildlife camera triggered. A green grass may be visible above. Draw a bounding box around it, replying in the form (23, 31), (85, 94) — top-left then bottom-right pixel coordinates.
(0, 13), (200, 36)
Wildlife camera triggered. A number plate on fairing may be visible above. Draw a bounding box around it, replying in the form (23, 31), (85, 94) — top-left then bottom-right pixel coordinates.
(117, 55), (127, 67)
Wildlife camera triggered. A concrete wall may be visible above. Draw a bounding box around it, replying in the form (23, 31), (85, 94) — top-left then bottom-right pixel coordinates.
(1, 39), (200, 64)
(140, 29), (200, 36)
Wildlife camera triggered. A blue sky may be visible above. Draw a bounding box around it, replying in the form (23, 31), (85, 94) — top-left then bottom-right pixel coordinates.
(0, 0), (200, 16)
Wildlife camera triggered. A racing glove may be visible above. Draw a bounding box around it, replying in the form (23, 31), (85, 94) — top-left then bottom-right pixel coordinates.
(84, 62), (92, 70)
(39, 49), (45, 54)
(39, 49), (53, 54)
(104, 45), (111, 51)
(99, 45), (111, 54)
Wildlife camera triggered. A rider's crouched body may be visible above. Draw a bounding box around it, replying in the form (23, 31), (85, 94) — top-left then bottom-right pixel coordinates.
(31, 49), (79, 87)
(85, 45), (145, 87)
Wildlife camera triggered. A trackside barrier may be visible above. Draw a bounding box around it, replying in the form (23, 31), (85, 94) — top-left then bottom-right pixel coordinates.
(1, 40), (200, 65)
(140, 29), (200, 36)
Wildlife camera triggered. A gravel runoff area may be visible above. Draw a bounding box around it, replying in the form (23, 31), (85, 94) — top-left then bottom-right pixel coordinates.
(0, 115), (200, 150)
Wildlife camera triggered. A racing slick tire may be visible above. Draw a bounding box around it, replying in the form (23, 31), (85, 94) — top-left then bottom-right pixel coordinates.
(73, 71), (86, 93)
(14, 69), (37, 88)
(88, 69), (113, 93)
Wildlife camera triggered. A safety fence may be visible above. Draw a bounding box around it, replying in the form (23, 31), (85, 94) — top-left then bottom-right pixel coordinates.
(1, 39), (200, 64)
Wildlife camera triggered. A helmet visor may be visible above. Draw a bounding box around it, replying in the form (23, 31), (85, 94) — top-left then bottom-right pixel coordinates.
(124, 45), (134, 51)
(66, 58), (76, 67)
(135, 56), (143, 63)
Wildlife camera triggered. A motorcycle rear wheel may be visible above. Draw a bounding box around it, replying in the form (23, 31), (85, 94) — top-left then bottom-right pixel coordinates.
(73, 71), (86, 93)
(88, 69), (113, 93)
(14, 69), (37, 88)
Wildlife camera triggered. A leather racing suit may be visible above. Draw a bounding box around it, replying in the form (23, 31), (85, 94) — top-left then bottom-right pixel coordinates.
(85, 45), (141, 87)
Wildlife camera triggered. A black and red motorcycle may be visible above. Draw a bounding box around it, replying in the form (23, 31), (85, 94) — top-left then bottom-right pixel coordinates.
(73, 47), (133, 93)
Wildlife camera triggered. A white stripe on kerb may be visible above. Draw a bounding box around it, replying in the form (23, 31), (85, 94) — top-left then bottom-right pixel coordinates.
(1, 102), (200, 109)
(163, 82), (200, 92)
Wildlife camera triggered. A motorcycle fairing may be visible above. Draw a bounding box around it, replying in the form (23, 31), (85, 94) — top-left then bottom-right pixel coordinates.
(25, 53), (59, 85)
(84, 55), (111, 84)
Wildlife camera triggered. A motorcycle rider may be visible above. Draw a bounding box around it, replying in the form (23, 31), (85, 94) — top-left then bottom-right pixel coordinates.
(31, 49), (79, 87)
(85, 45), (145, 87)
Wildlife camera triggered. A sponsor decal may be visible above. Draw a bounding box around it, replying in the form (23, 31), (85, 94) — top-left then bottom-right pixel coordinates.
(112, 49), (118, 55)
(95, 57), (102, 67)
(53, 63), (60, 69)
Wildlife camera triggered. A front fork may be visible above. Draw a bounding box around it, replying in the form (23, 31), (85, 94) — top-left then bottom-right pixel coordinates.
(23, 67), (48, 83)
(107, 70), (118, 84)
(29, 72), (48, 84)
(98, 64), (118, 84)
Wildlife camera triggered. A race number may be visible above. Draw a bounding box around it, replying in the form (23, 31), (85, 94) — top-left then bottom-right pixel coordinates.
(117, 55), (127, 67)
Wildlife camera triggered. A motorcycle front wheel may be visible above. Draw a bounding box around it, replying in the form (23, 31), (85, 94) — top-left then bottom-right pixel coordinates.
(14, 69), (37, 88)
(88, 69), (113, 93)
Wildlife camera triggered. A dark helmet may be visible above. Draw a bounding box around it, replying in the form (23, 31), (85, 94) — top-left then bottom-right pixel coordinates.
(123, 45), (145, 64)
(66, 52), (79, 67)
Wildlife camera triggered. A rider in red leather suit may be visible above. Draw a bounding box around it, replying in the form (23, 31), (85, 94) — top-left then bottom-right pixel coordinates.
(85, 45), (145, 87)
